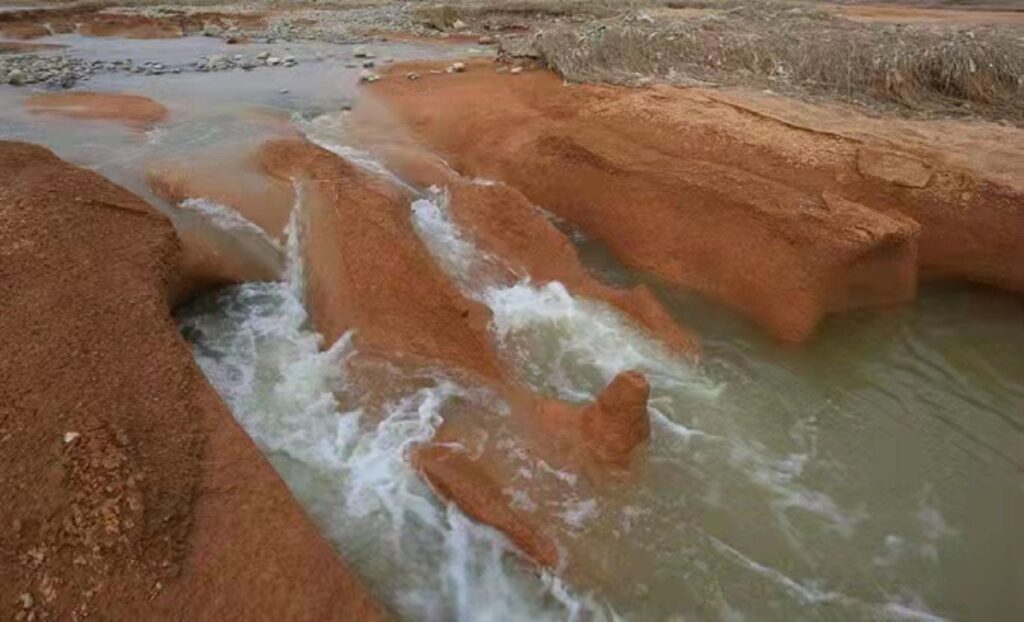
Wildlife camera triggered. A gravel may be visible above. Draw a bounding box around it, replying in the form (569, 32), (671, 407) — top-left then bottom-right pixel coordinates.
(1, 49), (309, 88)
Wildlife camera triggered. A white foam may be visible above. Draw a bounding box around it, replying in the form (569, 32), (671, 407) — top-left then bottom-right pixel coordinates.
(178, 196), (281, 251)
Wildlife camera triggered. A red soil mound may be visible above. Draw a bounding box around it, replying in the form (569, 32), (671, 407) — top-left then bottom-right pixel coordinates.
(26, 92), (168, 129)
(365, 60), (1023, 341)
(0, 141), (386, 621)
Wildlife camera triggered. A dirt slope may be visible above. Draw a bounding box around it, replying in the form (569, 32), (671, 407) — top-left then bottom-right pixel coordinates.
(0, 140), (386, 621)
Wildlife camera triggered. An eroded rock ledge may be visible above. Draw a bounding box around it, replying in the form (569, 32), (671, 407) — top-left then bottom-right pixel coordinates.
(0, 141), (386, 621)
(363, 59), (1024, 342)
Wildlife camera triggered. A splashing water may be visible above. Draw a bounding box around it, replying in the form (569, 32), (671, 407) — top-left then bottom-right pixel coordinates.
(177, 192), (614, 621)
(404, 192), (963, 621)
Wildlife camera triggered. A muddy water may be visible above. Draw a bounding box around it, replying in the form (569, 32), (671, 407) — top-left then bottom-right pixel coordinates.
(3, 33), (1022, 622)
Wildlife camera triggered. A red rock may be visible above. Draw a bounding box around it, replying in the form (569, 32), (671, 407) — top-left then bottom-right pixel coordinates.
(582, 371), (651, 465)
(363, 59), (1023, 341)
(414, 444), (559, 567)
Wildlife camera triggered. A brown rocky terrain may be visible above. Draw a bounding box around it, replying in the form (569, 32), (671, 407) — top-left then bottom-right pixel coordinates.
(0, 140), (387, 621)
(362, 59), (1023, 341)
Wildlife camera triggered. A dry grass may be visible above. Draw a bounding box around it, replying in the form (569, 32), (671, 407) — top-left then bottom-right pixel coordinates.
(532, 3), (1024, 119)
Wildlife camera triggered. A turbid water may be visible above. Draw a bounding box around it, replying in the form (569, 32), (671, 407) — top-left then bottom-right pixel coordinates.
(3, 32), (1022, 622)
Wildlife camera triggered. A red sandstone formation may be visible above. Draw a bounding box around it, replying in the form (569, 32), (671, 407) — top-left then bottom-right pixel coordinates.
(25, 92), (169, 129)
(534, 371), (652, 467)
(0, 141), (387, 621)
(365, 59), (1024, 341)
(581, 371), (651, 465)
(257, 138), (661, 569)
(258, 137), (506, 382)
(415, 444), (560, 567)
(349, 135), (701, 359)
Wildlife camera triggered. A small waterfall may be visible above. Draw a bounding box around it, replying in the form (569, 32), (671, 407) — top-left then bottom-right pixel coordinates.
(284, 180), (307, 303)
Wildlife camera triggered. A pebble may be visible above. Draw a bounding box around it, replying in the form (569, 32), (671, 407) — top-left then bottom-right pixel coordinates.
(267, 56), (281, 66)
(353, 46), (369, 58)
(359, 69), (380, 83)
(257, 51), (271, 60)
(478, 35), (496, 45)
(362, 60), (375, 68)
(406, 72), (420, 81)
(448, 61), (466, 73)
(511, 66), (523, 75)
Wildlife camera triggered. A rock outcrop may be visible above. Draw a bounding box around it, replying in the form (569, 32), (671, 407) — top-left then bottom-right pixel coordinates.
(348, 137), (701, 359)
(0, 141), (386, 621)
(364, 59), (1024, 341)
(414, 444), (560, 567)
(258, 137), (505, 382)
(582, 371), (651, 465)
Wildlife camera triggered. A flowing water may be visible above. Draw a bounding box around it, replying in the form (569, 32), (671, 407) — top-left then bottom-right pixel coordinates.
(2, 32), (1022, 622)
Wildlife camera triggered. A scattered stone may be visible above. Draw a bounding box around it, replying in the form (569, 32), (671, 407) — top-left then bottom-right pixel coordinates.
(257, 51), (271, 61)
(353, 46), (369, 58)
(452, 19), (468, 30)
(510, 66), (523, 75)
(362, 60), (375, 68)
(267, 56), (281, 66)
(406, 72), (420, 81)
(448, 61), (466, 74)
(8, 69), (25, 85)
(478, 35), (496, 45)
(279, 88), (290, 94)
(63, 431), (80, 444)
(359, 69), (380, 83)
(18, 593), (33, 609)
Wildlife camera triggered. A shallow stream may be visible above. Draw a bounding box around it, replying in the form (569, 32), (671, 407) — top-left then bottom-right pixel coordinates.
(2, 32), (1021, 622)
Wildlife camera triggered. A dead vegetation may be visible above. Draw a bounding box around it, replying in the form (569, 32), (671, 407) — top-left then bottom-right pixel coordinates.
(529, 3), (1024, 120)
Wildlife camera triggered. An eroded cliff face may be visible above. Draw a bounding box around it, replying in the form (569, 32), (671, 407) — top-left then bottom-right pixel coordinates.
(360, 59), (1024, 342)
(0, 141), (387, 621)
